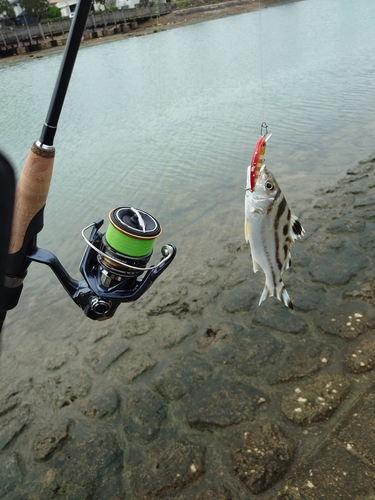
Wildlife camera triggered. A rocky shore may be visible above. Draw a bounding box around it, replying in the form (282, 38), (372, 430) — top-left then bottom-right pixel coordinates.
(1, 152), (375, 497)
(0, 0), (300, 64)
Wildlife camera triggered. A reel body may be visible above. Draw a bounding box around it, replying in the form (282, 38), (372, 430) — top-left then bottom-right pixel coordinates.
(27, 209), (176, 321)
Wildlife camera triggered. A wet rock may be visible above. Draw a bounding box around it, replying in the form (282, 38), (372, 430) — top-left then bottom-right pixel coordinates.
(32, 418), (71, 461)
(220, 267), (248, 289)
(309, 248), (368, 285)
(179, 482), (235, 500)
(0, 454), (23, 497)
(206, 254), (236, 268)
(185, 373), (266, 429)
(326, 219), (366, 233)
(293, 284), (324, 311)
(196, 321), (243, 349)
(36, 369), (92, 409)
(186, 268), (219, 286)
(115, 351), (156, 382)
(85, 337), (129, 374)
(131, 439), (206, 499)
(344, 337), (375, 374)
(24, 422), (123, 499)
(0, 378), (32, 417)
(338, 391), (375, 466)
(281, 374), (350, 426)
(359, 221), (375, 250)
(153, 317), (197, 348)
(343, 275), (375, 301)
(44, 345), (78, 371)
(122, 316), (155, 338)
(220, 282), (258, 313)
(209, 329), (284, 377)
(280, 442), (375, 499)
(231, 424), (296, 494)
(315, 301), (374, 339)
(147, 286), (188, 315)
(80, 385), (119, 419)
(291, 245), (312, 268)
(187, 286), (222, 314)
(122, 383), (167, 442)
(0, 405), (30, 451)
(253, 301), (308, 334)
(269, 342), (331, 384)
(153, 353), (212, 401)
(354, 194), (375, 208)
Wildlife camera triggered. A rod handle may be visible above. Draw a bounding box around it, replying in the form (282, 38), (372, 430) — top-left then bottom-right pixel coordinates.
(9, 142), (55, 255)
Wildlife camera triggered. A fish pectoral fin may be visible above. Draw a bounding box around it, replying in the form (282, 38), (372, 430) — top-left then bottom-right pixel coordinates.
(252, 258), (259, 273)
(289, 213), (305, 242)
(245, 219), (250, 243)
(259, 280), (293, 309)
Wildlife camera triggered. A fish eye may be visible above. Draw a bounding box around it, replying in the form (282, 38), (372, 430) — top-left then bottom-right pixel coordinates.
(265, 181), (274, 191)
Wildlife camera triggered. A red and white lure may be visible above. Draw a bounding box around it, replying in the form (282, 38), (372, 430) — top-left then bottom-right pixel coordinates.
(248, 130), (272, 192)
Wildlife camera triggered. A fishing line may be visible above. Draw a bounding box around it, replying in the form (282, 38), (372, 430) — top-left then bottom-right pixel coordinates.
(258, 0), (266, 124)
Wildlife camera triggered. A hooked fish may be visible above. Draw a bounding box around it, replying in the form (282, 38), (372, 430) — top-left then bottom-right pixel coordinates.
(244, 158), (305, 309)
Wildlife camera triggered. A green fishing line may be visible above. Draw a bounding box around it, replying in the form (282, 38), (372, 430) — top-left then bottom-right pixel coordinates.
(106, 223), (156, 257)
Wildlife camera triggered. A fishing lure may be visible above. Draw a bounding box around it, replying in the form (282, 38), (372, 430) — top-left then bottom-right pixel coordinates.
(249, 132), (272, 192)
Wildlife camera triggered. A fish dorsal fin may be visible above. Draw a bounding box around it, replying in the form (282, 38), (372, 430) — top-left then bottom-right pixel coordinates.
(289, 213), (305, 243)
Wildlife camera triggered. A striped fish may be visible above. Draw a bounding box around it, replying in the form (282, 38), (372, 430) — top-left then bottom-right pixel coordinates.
(244, 164), (305, 309)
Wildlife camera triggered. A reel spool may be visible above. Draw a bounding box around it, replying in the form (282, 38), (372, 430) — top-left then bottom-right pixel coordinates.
(99, 207), (162, 287)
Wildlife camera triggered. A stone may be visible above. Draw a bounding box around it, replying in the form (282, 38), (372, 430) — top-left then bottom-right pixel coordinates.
(85, 337), (129, 374)
(280, 442), (375, 499)
(269, 341), (332, 384)
(122, 316), (155, 338)
(281, 374), (350, 426)
(0, 405), (30, 451)
(253, 301), (308, 334)
(131, 439), (205, 499)
(293, 284), (324, 311)
(185, 373), (266, 429)
(0, 454), (23, 497)
(220, 282), (258, 313)
(231, 424), (296, 494)
(309, 248), (368, 285)
(115, 351), (156, 382)
(0, 378), (32, 417)
(196, 321), (243, 349)
(122, 383), (167, 442)
(315, 301), (374, 339)
(187, 286), (222, 314)
(186, 268), (219, 286)
(209, 328), (284, 377)
(36, 369), (92, 409)
(359, 222), (375, 250)
(44, 345), (78, 371)
(32, 418), (71, 461)
(354, 195), (375, 208)
(24, 422), (123, 499)
(153, 353), (212, 401)
(80, 385), (119, 419)
(344, 337), (375, 374)
(338, 391), (375, 466)
(147, 286), (188, 316)
(153, 317), (197, 348)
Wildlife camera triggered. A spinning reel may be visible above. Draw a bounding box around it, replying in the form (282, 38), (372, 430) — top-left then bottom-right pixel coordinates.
(5, 207), (176, 321)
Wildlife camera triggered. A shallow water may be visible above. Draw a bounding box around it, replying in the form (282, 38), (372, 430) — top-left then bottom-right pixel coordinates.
(1, 1), (375, 493)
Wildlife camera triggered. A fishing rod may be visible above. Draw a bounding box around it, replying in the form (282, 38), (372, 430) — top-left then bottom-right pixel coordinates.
(2, 0), (176, 327)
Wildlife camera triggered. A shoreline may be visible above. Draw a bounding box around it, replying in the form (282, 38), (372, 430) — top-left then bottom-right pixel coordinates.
(0, 0), (301, 65)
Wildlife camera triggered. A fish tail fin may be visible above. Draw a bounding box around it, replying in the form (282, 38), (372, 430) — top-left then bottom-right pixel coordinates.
(259, 280), (294, 310)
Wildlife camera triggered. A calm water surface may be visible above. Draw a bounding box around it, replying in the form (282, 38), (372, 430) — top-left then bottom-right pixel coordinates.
(1, 0), (375, 348)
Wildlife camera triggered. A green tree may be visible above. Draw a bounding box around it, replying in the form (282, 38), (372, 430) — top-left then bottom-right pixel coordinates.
(0, 0), (15, 23)
(45, 5), (61, 19)
(18, 0), (49, 20)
